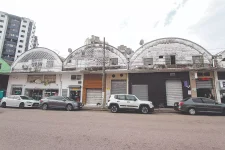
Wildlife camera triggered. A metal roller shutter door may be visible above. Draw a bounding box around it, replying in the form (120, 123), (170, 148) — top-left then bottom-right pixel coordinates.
(86, 89), (102, 105)
(166, 80), (183, 106)
(196, 80), (212, 89)
(111, 80), (127, 94)
(132, 85), (148, 101)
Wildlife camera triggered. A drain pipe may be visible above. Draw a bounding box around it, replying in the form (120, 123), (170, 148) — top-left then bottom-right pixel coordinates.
(212, 56), (221, 103)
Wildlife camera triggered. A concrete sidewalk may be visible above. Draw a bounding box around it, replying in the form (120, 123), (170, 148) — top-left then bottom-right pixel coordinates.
(82, 106), (176, 113)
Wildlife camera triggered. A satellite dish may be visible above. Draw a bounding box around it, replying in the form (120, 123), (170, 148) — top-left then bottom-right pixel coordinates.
(140, 39), (144, 46)
(68, 48), (72, 53)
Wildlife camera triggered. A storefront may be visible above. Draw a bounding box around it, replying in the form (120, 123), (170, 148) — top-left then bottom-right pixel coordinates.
(11, 85), (23, 95)
(82, 74), (102, 105)
(69, 86), (81, 102)
(106, 73), (127, 100)
(129, 72), (190, 107)
(24, 89), (59, 100)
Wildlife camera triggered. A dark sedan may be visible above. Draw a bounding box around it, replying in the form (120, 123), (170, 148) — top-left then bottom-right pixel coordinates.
(174, 97), (225, 115)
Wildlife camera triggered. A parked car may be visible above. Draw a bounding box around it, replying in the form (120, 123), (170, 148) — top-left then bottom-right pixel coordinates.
(40, 96), (82, 111)
(1, 95), (40, 108)
(174, 97), (225, 115)
(107, 94), (154, 114)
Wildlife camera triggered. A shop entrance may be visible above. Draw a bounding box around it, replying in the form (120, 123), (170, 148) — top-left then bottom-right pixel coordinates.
(197, 89), (214, 99)
(12, 87), (22, 95)
(70, 88), (81, 102)
(44, 89), (58, 97)
(25, 89), (43, 100)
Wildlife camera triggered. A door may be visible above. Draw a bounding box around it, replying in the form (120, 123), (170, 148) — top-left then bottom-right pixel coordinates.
(111, 80), (127, 94)
(5, 96), (15, 107)
(125, 95), (139, 109)
(86, 89), (102, 106)
(192, 98), (207, 112)
(201, 98), (222, 113)
(132, 85), (148, 101)
(55, 96), (67, 108)
(166, 80), (183, 106)
(116, 95), (127, 108)
(48, 96), (60, 108)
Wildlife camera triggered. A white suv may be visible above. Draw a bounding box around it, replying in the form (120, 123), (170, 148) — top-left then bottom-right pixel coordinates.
(107, 94), (154, 114)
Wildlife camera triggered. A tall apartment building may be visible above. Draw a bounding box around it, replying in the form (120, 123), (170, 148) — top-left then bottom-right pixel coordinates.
(0, 11), (37, 62)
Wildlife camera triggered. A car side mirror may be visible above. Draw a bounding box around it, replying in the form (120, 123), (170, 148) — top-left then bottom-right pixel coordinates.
(62, 99), (66, 101)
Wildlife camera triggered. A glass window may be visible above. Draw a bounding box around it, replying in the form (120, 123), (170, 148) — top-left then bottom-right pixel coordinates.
(71, 75), (81, 80)
(27, 75), (43, 83)
(0, 20), (4, 22)
(19, 45), (23, 48)
(20, 96), (33, 100)
(202, 98), (215, 104)
(19, 40), (23, 43)
(21, 35), (24, 38)
(192, 98), (203, 103)
(143, 58), (153, 65)
(0, 63), (2, 69)
(46, 60), (54, 68)
(1, 15), (5, 17)
(117, 95), (126, 100)
(21, 30), (25, 33)
(126, 95), (137, 101)
(0, 25), (3, 28)
(110, 58), (118, 65)
(44, 75), (56, 83)
(22, 25), (26, 28)
(49, 96), (64, 100)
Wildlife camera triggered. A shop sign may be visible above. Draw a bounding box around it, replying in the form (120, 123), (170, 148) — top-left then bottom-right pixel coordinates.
(222, 82), (225, 88)
(71, 88), (80, 91)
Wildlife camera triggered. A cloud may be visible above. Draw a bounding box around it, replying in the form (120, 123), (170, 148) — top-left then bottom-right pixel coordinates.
(153, 21), (159, 28)
(188, 0), (225, 54)
(164, 0), (189, 26)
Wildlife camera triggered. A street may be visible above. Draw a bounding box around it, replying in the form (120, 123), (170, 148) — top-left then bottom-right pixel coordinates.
(0, 108), (225, 150)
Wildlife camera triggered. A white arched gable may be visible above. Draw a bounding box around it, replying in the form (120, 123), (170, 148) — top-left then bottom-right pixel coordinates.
(130, 37), (212, 69)
(63, 44), (127, 70)
(11, 47), (63, 72)
(216, 50), (225, 68)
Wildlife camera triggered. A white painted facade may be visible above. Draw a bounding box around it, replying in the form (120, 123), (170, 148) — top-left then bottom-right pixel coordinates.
(130, 38), (212, 70)
(11, 47), (62, 72)
(64, 43), (128, 70)
(7, 47), (84, 102)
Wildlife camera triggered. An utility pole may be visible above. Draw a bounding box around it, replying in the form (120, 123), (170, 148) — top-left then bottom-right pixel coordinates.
(102, 37), (106, 108)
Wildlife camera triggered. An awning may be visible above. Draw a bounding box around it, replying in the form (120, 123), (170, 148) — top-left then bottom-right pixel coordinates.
(68, 85), (81, 88)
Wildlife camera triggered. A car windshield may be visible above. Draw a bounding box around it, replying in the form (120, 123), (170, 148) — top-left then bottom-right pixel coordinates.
(20, 96), (34, 100)
(182, 97), (190, 102)
(66, 97), (75, 101)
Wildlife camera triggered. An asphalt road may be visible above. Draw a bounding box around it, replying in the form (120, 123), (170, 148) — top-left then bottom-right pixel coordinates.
(0, 108), (225, 150)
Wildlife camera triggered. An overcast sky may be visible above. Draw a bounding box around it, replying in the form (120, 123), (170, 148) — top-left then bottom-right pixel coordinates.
(0, 0), (225, 57)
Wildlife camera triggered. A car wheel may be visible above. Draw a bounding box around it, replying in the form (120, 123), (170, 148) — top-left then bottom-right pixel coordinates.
(42, 104), (48, 110)
(110, 105), (118, 113)
(66, 104), (73, 111)
(140, 106), (149, 114)
(188, 108), (196, 115)
(19, 103), (25, 109)
(1, 102), (6, 108)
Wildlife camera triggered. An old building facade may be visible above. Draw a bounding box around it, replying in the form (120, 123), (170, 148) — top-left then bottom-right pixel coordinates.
(5, 37), (221, 107)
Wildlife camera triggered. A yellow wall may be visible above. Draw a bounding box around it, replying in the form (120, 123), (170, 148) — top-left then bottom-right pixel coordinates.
(106, 73), (127, 100)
